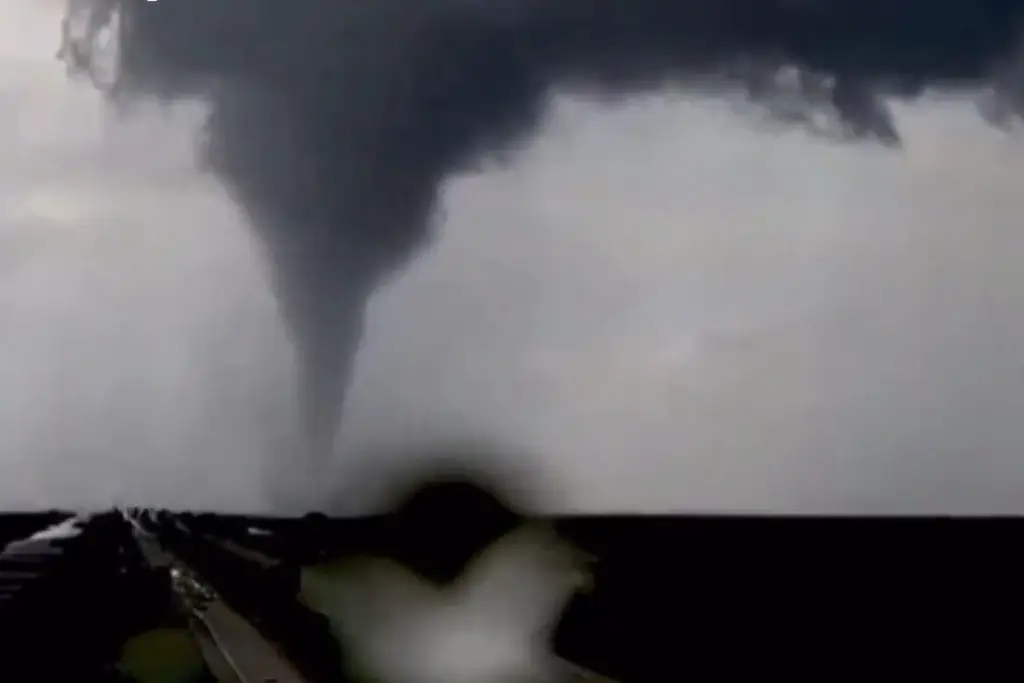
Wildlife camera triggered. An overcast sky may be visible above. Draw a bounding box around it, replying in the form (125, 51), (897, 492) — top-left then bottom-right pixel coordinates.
(3, 1), (1024, 514)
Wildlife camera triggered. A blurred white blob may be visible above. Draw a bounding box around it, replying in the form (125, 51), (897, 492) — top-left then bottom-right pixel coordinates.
(300, 524), (589, 683)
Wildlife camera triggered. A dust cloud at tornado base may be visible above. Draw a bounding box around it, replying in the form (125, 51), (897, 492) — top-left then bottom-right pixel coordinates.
(4, 2), (1024, 513)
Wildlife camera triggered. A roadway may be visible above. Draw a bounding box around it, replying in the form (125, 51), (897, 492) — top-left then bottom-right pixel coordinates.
(131, 514), (312, 683)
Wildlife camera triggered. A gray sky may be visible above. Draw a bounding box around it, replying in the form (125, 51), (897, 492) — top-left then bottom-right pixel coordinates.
(3, 1), (1024, 514)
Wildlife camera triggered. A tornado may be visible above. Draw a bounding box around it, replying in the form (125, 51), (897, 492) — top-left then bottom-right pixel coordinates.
(58, 0), (1024, 472)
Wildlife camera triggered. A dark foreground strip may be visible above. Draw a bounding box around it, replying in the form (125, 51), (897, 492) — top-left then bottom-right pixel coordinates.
(8, 509), (1024, 680)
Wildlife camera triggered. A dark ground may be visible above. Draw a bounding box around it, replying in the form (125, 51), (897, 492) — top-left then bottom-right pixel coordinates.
(3, 510), (1022, 680)
(0, 512), (209, 681)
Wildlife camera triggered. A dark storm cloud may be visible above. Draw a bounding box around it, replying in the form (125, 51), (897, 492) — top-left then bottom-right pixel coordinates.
(61, 0), (1024, 472)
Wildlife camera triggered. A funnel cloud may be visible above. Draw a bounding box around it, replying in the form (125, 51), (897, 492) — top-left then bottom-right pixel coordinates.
(55, 0), (1024, 476)
(0, 0), (1021, 512)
